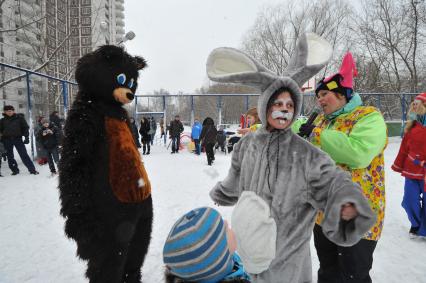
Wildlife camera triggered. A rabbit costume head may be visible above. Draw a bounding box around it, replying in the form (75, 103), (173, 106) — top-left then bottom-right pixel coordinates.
(206, 33), (332, 129)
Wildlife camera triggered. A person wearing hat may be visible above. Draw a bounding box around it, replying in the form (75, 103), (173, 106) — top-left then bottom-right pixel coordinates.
(163, 207), (251, 282)
(36, 118), (61, 175)
(0, 105), (39, 175)
(392, 92), (426, 239)
(299, 52), (387, 283)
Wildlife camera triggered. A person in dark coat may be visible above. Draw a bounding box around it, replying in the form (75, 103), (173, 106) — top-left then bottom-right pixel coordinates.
(129, 117), (141, 148)
(34, 116), (48, 165)
(0, 105), (38, 175)
(139, 117), (151, 154)
(200, 117), (217, 165)
(169, 115), (184, 153)
(37, 118), (61, 175)
(149, 116), (157, 145)
(216, 125), (227, 153)
(49, 111), (64, 141)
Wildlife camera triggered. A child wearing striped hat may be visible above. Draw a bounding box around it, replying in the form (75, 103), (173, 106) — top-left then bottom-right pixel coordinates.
(163, 207), (251, 283)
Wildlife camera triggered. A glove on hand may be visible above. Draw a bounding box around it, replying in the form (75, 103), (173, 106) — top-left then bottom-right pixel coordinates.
(298, 123), (316, 138)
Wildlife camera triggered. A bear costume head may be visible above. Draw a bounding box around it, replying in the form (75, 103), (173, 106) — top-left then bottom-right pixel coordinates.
(75, 45), (147, 106)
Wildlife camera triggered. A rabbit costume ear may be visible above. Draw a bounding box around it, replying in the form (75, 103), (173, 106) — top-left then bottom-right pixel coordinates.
(206, 47), (277, 91)
(206, 33), (332, 127)
(284, 32), (333, 87)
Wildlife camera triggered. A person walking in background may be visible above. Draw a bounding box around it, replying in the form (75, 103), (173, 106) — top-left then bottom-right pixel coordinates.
(160, 117), (166, 145)
(49, 111), (64, 146)
(35, 116), (48, 165)
(392, 92), (426, 239)
(129, 117), (141, 148)
(139, 116), (151, 155)
(0, 105), (39, 175)
(200, 117), (217, 165)
(216, 125), (227, 153)
(149, 116), (157, 145)
(298, 52), (387, 283)
(169, 115), (184, 154)
(191, 118), (202, 155)
(37, 118), (61, 176)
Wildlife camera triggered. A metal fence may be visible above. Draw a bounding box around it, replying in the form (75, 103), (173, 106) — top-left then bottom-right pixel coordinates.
(0, 62), (421, 159)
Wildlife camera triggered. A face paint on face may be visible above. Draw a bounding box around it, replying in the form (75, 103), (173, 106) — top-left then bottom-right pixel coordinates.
(267, 91), (294, 130)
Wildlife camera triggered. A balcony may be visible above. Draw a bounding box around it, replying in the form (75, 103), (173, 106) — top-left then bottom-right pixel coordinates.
(115, 10), (124, 18)
(116, 18), (125, 27)
(115, 2), (124, 11)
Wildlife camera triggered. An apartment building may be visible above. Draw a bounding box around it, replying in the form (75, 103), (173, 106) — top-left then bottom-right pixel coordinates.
(0, 0), (126, 117)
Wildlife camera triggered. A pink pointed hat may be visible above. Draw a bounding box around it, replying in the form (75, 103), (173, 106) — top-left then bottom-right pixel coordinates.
(315, 52), (358, 100)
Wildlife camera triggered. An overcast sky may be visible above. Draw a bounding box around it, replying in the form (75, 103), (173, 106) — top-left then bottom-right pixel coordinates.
(124, 0), (284, 95)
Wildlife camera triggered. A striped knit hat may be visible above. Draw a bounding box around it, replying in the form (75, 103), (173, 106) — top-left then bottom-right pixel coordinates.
(163, 207), (234, 283)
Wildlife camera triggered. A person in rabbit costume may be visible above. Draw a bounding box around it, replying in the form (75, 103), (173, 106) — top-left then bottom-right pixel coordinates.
(207, 33), (376, 283)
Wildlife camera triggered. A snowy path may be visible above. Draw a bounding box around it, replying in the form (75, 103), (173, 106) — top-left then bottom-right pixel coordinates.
(0, 138), (425, 283)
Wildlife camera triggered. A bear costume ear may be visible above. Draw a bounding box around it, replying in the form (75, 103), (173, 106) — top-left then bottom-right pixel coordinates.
(134, 56), (148, 70)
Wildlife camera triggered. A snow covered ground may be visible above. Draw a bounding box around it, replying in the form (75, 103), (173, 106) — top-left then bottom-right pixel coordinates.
(1, 136), (425, 283)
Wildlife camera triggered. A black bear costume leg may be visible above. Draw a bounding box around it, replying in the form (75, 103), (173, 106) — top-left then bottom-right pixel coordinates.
(122, 198), (153, 283)
(85, 198), (153, 283)
(85, 225), (131, 283)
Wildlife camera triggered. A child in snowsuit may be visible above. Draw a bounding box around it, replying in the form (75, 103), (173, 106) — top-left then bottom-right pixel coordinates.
(392, 92), (426, 238)
(206, 33), (376, 283)
(37, 118), (61, 175)
(163, 207), (251, 282)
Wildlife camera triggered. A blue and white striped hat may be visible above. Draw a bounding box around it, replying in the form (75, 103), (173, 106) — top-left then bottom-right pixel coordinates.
(163, 207), (234, 283)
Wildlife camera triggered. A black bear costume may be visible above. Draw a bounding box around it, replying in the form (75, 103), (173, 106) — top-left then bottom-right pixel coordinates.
(58, 45), (153, 283)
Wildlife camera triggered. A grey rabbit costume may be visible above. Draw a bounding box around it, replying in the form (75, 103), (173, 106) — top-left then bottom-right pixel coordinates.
(207, 33), (376, 283)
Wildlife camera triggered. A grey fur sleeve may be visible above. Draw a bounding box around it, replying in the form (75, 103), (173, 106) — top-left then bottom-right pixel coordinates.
(307, 151), (376, 246)
(209, 139), (243, 206)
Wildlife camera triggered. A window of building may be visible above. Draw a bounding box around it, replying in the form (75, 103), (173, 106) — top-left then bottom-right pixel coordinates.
(82, 17), (91, 26)
(16, 51), (20, 55)
(81, 27), (91, 35)
(18, 90), (23, 96)
(19, 104), (24, 109)
(71, 17), (79, 26)
(81, 36), (91, 46)
(71, 28), (79, 36)
(82, 0), (91, 6)
(0, 51), (4, 57)
(70, 8), (79, 17)
(36, 34), (41, 40)
(81, 7), (91, 15)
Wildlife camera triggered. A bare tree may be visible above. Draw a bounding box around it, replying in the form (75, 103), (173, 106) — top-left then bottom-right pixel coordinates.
(354, 0), (426, 92)
(241, 0), (354, 78)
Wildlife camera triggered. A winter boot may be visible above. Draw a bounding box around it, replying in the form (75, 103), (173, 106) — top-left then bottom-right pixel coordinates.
(409, 227), (419, 239)
(11, 170), (19, 176)
(30, 170), (39, 175)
